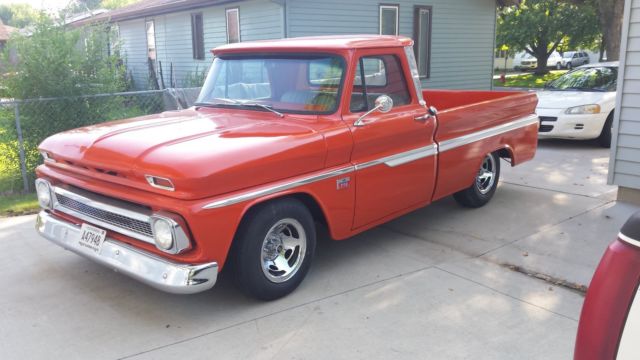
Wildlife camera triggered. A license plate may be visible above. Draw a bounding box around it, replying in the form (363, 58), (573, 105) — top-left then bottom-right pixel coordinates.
(77, 223), (107, 254)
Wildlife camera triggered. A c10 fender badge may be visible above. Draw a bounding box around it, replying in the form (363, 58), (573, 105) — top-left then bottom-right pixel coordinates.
(336, 177), (350, 190)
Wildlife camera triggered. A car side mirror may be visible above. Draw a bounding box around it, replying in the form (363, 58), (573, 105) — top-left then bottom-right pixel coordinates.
(354, 95), (394, 127)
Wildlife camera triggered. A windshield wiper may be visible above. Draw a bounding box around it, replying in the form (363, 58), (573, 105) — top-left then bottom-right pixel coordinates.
(195, 99), (284, 117)
(237, 103), (285, 118)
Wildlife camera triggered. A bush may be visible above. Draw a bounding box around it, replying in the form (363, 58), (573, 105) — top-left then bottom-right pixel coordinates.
(0, 17), (150, 193)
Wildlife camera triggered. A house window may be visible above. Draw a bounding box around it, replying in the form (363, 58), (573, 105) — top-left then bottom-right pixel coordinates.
(379, 5), (399, 35)
(191, 13), (205, 60)
(145, 20), (156, 60)
(226, 8), (240, 43)
(413, 6), (432, 78)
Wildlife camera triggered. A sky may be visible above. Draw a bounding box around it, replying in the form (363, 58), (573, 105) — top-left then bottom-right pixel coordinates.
(0, 0), (73, 11)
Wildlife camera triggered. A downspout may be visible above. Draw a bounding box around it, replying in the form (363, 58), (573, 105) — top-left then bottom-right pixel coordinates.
(491, 1), (498, 90)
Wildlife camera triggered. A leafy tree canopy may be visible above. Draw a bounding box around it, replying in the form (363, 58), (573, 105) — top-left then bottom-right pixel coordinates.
(2, 17), (126, 99)
(497, 0), (600, 74)
(0, 3), (42, 28)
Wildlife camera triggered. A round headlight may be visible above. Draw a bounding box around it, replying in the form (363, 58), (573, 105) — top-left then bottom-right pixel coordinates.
(152, 218), (174, 250)
(35, 179), (52, 208)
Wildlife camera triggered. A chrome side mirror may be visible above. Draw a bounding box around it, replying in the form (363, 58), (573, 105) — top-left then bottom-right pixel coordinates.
(354, 95), (394, 127)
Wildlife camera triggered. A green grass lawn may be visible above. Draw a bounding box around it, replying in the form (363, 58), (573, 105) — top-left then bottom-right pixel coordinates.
(494, 70), (568, 88)
(0, 193), (39, 217)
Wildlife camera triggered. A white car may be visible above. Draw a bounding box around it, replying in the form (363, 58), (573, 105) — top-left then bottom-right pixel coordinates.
(513, 52), (537, 70)
(536, 62), (618, 147)
(547, 51), (563, 69)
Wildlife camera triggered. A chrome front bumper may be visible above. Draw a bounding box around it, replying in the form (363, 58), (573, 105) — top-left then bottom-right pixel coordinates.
(35, 211), (218, 294)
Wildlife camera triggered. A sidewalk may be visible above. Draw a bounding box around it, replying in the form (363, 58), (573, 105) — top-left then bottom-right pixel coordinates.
(0, 140), (637, 359)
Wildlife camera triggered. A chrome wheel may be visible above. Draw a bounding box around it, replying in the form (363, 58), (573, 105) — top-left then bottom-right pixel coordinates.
(261, 218), (307, 283)
(476, 154), (497, 194)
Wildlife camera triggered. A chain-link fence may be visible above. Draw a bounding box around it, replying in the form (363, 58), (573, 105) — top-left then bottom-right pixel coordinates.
(0, 88), (201, 195)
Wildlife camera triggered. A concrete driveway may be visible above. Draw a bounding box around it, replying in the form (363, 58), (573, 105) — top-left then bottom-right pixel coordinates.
(1, 140), (638, 360)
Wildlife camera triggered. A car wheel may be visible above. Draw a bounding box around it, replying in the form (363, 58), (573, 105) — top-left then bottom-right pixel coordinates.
(232, 198), (316, 301)
(453, 152), (501, 208)
(556, 63), (562, 70)
(598, 112), (614, 148)
(567, 62), (573, 70)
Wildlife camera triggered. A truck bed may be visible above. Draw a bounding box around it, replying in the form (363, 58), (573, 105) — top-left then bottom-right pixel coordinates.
(423, 89), (539, 201)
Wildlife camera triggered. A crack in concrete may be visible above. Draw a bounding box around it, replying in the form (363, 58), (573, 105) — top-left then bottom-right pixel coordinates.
(500, 263), (588, 295)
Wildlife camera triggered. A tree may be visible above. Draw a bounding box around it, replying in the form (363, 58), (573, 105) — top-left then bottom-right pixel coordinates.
(594, 0), (624, 61)
(0, 3), (41, 28)
(497, 0), (599, 74)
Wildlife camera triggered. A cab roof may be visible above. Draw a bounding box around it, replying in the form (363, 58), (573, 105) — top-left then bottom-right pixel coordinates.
(213, 35), (414, 55)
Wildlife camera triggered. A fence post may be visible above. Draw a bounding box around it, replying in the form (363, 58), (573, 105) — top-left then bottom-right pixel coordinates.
(14, 102), (29, 193)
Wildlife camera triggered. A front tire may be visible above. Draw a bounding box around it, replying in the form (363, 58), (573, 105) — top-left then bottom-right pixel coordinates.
(598, 112), (614, 148)
(556, 63), (562, 70)
(567, 62), (573, 70)
(453, 152), (501, 208)
(232, 198), (316, 301)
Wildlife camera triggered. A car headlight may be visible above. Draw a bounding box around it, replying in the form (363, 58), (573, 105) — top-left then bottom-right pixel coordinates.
(151, 216), (175, 251)
(565, 104), (601, 115)
(35, 179), (53, 209)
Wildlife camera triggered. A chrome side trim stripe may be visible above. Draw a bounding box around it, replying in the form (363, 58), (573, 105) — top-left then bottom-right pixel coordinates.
(203, 166), (354, 209)
(439, 114), (539, 153)
(619, 232), (640, 248)
(202, 114), (537, 210)
(356, 144), (437, 170)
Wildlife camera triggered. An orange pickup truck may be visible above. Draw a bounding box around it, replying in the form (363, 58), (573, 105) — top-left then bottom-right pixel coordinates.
(34, 36), (538, 300)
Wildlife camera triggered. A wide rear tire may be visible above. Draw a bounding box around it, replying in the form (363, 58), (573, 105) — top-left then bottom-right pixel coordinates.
(453, 152), (501, 208)
(232, 198), (316, 301)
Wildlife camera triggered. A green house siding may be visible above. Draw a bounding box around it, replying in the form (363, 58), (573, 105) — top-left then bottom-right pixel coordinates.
(116, 0), (495, 90)
(287, 0), (497, 90)
(118, 0), (283, 88)
(609, 0), (640, 194)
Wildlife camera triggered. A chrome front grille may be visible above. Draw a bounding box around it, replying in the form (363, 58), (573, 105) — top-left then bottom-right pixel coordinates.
(56, 194), (153, 237)
(52, 186), (154, 244)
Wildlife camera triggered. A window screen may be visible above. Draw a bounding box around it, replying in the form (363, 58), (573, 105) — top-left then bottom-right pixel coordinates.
(191, 13), (204, 60)
(226, 8), (240, 43)
(380, 5), (398, 35)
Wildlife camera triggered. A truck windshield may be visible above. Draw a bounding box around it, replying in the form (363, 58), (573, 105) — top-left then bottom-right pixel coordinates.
(196, 54), (345, 115)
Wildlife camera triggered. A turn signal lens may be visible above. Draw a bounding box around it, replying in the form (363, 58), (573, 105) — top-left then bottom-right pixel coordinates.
(145, 175), (175, 191)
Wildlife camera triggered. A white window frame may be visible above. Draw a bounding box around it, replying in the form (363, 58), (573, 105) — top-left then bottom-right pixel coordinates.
(226, 8), (240, 43)
(379, 5), (399, 36)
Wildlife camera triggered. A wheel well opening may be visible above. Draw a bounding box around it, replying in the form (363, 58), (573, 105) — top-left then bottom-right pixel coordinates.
(496, 148), (513, 164)
(289, 193), (329, 229)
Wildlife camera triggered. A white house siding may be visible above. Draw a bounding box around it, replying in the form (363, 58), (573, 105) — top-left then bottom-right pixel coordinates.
(117, 19), (149, 89)
(117, 0), (283, 88)
(609, 0), (640, 201)
(286, 0), (496, 90)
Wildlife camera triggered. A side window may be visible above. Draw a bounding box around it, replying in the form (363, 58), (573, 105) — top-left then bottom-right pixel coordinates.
(350, 54), (411, 113)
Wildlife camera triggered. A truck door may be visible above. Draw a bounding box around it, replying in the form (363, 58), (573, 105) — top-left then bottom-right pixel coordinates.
(343, 48), (438, 229)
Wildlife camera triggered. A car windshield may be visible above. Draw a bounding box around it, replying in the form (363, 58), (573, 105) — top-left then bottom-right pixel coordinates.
(196, 54), (345, 115)
(563, 52), (575, 59)
(546, 67), (617, 92)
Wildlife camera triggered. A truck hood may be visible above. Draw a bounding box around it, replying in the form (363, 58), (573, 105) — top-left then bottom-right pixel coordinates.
(536, 90), (616, 110)
(39, 108), (328, 200)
